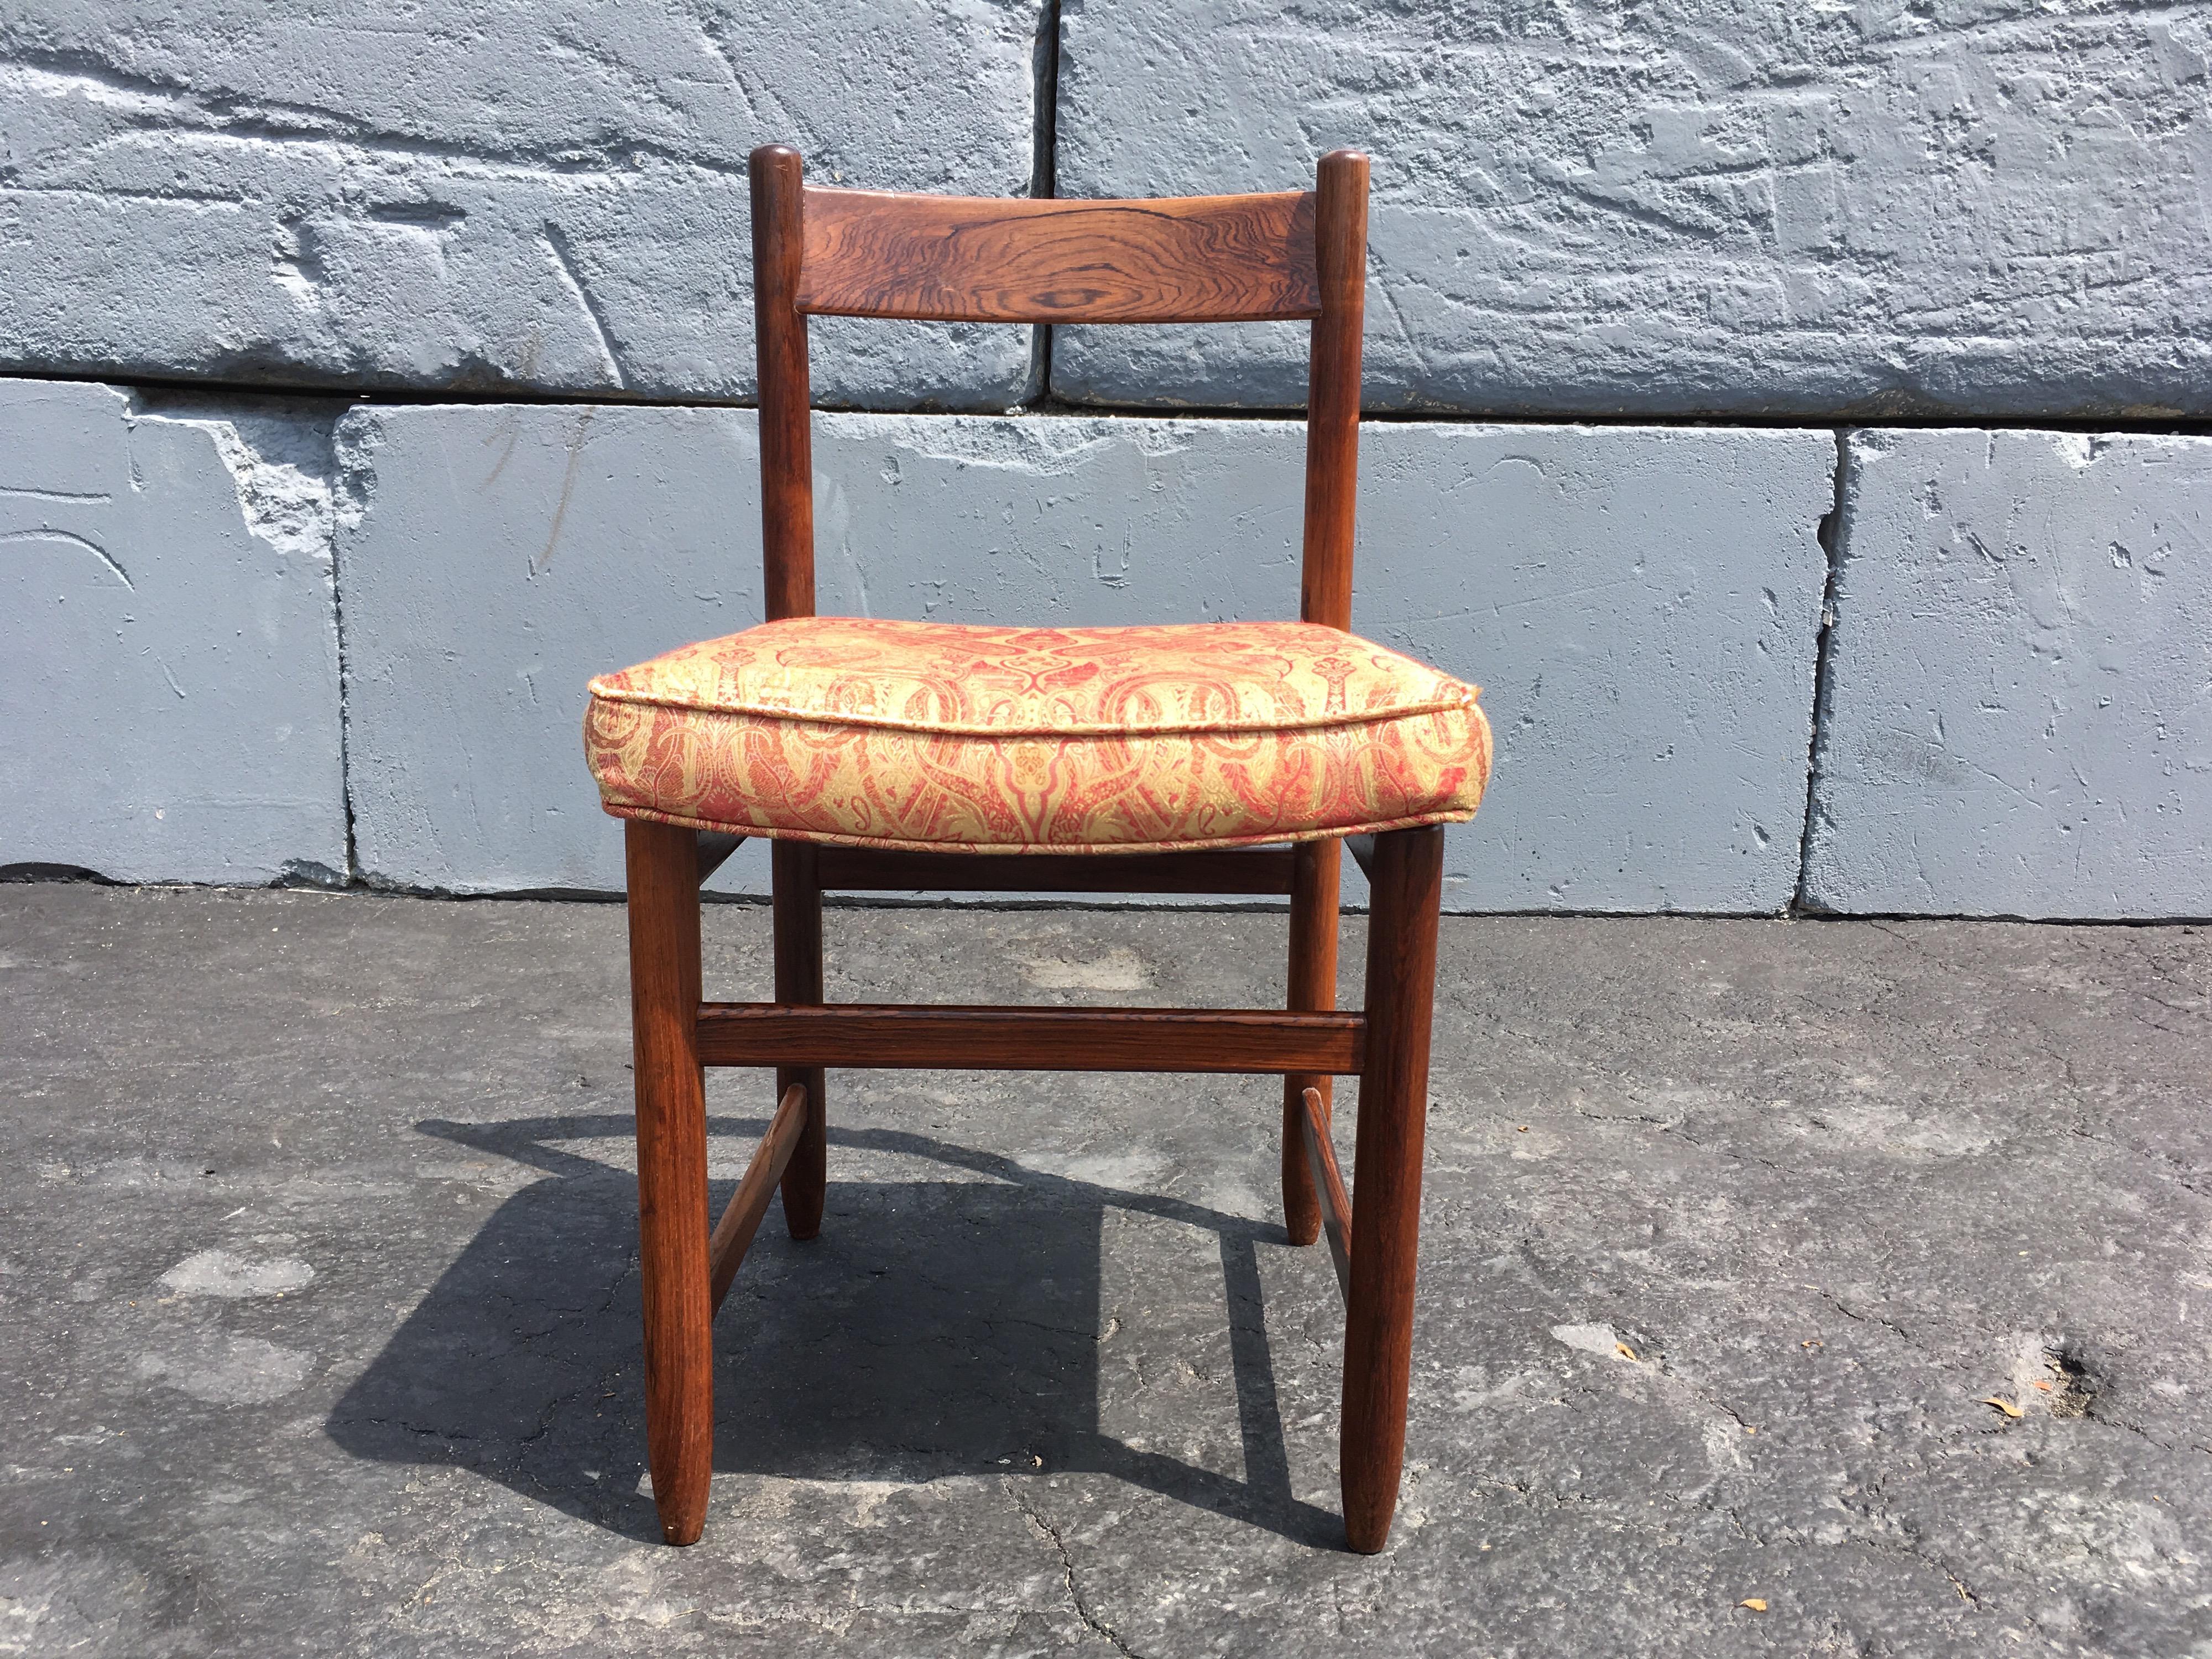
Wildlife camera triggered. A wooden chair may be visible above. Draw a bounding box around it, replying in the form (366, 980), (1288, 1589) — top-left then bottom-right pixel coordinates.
(582, 144), (1493, 1553)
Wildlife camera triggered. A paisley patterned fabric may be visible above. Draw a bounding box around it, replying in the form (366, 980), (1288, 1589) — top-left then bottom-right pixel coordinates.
(583, 617), (1491, 853)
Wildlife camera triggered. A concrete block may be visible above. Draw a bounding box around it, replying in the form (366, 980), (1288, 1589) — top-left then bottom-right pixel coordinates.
(1804, 431), (2212, 920)
(1357, 424), (1832, 911)
(0, 4), (1045, 406)
(1051, 0), (2212, 418)
(339, 407), (1829, 909)
(0, 378), (346, 883)
(334, 402), (764, 895)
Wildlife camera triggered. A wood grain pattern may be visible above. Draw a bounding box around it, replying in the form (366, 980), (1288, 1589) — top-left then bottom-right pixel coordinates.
(1340, 824), (1444, 1555)
(1298, 1086), (1354, 1303)
(750, 145), (815, 622)
(816, 846), (1296, 895)
(797, 187), (1319, 323)
(1299, 149), (1369, 633)
(708, 1082), (808, 1313)
(696, 1003), (1366, 1075)
(1281, 836), (1343, 1245)
(771, 839), (826, 1241)
(625, 819), (713, 1547)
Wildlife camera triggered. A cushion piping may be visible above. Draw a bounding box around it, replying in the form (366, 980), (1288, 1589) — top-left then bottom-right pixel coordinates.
(586, 675), (1480, 740)
(599, 800), (1481, 855)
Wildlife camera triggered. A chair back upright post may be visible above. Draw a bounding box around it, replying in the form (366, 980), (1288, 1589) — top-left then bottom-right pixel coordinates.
(749, 145), (831, 1248)
(1299, 150), (1369, 633)
(751, 144), (816, 623)
(1284, 152), (1368, 1255)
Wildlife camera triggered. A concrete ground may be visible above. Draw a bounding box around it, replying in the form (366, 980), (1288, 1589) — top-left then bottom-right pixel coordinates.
(2, 885), (2208, 1658)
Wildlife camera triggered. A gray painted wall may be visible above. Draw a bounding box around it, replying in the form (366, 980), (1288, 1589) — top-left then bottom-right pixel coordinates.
(2, 3), (2205, 917)
(1804, 431), (2212, 920)
(335, 406), (1827, 908)
(1053, 0), (2212, 418)
(8, 3), (2204, 418)
(0, 378), (345, 883)
(0, 2), (1044, 405)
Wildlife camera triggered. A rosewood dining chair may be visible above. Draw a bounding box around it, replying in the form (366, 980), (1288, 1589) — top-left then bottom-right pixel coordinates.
(581, 143), (1493, 1554)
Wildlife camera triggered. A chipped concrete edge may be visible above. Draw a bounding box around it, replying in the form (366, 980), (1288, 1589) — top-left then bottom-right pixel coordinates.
(128, 390), (361, 885)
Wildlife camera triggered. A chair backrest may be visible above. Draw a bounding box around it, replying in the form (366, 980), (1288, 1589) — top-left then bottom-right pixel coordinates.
(748, 145), (1369, 631)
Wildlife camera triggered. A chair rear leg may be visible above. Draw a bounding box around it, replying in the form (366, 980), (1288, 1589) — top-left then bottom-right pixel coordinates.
(625, 820), (714, 1545)
(772, 839), (827, 1240)
(1282, 838), (1342, 1245)
(1340, 823), (1444, 1554)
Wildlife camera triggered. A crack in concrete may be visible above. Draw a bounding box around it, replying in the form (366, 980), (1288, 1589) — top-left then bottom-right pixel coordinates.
(1, 51), (752, 182)
(538, 225), (628, 392)
(1859, 920), (2212, 1197)
(1814, 1287), (1919, 1350)
(1836, 1485), (1989, 1619)
(0, 526), (132, 588)
(1013, 1484), (1144, 1658)
(1795, 428), (1849, 912)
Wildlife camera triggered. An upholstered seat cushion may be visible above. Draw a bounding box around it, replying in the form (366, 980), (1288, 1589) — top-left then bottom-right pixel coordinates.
(583, 617), (1490, 853)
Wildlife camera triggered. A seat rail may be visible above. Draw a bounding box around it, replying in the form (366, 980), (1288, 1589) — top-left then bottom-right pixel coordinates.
(815, 845), (1297, 895)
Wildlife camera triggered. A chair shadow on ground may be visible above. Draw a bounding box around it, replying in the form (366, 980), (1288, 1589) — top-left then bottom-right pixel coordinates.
(326, 1110), (1343, 1548)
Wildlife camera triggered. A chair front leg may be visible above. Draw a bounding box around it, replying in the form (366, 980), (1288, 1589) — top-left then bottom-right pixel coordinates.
(1282, 837), (1342, 1245)
(625, 820), (714, 1545)
(771, 839), (827, 1239)
(1340, 823), (1444, 1554)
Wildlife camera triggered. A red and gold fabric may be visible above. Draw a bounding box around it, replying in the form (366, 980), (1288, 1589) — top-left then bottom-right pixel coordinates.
(583, 617), (1491, 854)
